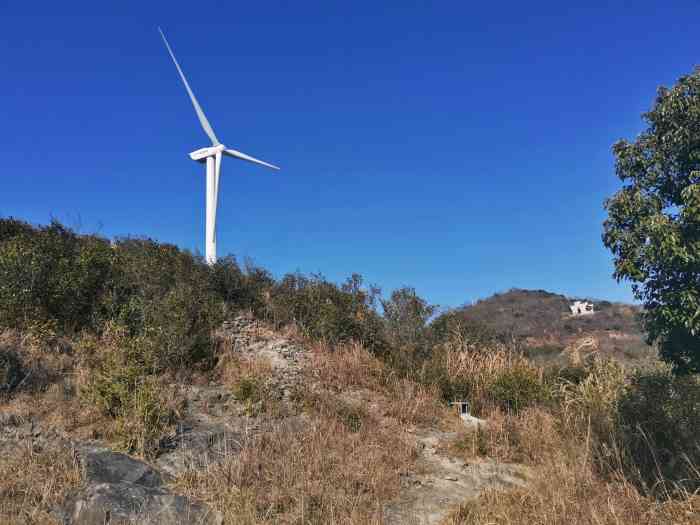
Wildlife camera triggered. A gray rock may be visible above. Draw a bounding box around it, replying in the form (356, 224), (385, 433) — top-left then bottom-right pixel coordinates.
(156, 423), (242, 477)
(0, 348), (23, 392)
(61, 482), (221, 525)
(57, 445), (222, 525)
(0, 411), (21, 428)
(81, 448), (165, 487)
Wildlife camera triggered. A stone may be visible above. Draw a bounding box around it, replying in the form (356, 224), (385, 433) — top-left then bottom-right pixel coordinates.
(60, 482), (221, 525)
(156, 423), (242, 478)
(57, 445), (222, 525)
(81, 448), (165, 487)
(0, 348), (23, 392)
(0, 412), (21, 428)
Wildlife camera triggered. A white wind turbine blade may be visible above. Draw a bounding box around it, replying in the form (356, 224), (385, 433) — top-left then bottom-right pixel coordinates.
(159, 27), (220, 146)
(223, 148), (280, 170)
(213, 150), (222, 236)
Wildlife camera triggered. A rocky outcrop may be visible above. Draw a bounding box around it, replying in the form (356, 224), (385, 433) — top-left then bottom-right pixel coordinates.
(58, 447), (222, 525)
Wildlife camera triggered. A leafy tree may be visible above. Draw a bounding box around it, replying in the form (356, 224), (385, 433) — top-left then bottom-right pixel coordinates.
(603, 67), (700, 373)
(381, 287), (436, 347)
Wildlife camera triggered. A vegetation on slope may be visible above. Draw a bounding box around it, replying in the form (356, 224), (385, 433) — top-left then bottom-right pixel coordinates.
(432, 288), (651, 362)
(0, 216), (698, 524)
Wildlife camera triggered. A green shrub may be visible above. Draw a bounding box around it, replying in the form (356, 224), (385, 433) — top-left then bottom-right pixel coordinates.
(618, 365), (700, 494)
(546, 364), (588, 385)
(140, 283), (223, 371)
(333, 400), (368, 432)
(209, 256), (275, 313)
(381, 287), (437, 347)
(80, 326), (175, 457)
(0, 217), (34, 242)
(418, 353), (474, 403)
(232, 376), (264, 403)
(114, 376), (174, 457)
(0, 218), (393, 366)
(428, 312), (501, 348)
(0, 220), (114, 332)
(265, 272), (387, 355)
(490, 366), (548, 413)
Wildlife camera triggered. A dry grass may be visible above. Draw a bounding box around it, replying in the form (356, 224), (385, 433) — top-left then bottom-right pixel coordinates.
(444, 452), (700, 525)
(3, 319), (696, 525)
(217, 351), (274, 389)
(310, 341), (452, 428)
(309, 341), (388, 393)
(172, 340), (451, 524)
(440, 354), (699, 525)
(444, 406), (562, 465)
(173, 407), (418, 524)
(0, 328), (74, 395)
(383, 377), (448, 427)
(0, 328), (109, 440)
(0, 439), (82, 524)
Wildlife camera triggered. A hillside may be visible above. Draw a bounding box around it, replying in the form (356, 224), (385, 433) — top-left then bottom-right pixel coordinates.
(0, 218), (698, 525)
(442, 289), (653, 364)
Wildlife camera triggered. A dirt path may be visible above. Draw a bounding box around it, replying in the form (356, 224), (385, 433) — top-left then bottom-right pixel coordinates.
(385, 429), (530, 525)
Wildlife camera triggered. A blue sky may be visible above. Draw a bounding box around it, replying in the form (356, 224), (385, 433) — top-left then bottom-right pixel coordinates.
(1, 1), (698, 308)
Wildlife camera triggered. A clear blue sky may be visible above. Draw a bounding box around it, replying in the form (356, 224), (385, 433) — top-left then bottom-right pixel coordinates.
(1, 1), (698, 308)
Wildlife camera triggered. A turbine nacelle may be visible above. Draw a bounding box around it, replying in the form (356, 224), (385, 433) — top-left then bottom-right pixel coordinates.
(189, 144), (225, 162)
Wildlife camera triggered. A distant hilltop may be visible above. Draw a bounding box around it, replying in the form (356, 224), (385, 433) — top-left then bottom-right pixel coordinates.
(450, 289), (652, 363)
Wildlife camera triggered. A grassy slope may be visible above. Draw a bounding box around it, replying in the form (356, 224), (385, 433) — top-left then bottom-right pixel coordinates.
(1, 220), (697, 524)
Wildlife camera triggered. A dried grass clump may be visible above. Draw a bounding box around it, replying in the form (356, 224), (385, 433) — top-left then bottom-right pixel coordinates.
(309, 341), (452, 428)
(424, 335), (549, 414)
(310, 341), (388, 393)
(446, 406), (561, 464)
(174, 412), (417, 524)
(445, 451), (699, 525)
(443, 355), (699, 524)
(559, 357), (627, 439)
(0, 327), (74, 395)
(217, 350), (273, 388)
(0, 440), (82, 524)
(384, 377), (448, 427)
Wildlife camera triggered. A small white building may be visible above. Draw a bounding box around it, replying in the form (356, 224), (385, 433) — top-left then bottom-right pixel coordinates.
(569, 300), (594, 316)
(450, 401), (485, 428)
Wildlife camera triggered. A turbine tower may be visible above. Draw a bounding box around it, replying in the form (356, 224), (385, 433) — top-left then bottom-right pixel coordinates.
(159, 28), (279, 264)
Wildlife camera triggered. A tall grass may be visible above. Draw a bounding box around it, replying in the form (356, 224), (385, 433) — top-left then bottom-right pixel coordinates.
(442, 355), (699, 524)
(0, 440), (82, 524)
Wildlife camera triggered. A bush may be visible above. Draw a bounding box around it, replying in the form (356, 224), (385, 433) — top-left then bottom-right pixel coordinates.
(381, 286), (437, 348)
(618, 366), (700, 494)
(232, 376), (265, 404)
(0, 220), (113, 332)
(333, 400), (368, 432)
(418, 321), (550, 414)
(113, 376), (174, 457)
(264, 272), (387, 355)
(80, 326), (176, 456)
(140, 283), (223, 371)
(490, 366), (548, 413)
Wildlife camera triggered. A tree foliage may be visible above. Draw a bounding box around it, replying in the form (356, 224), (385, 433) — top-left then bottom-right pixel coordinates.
(381, 286), (437, 348)
(603, 67), (700, 373)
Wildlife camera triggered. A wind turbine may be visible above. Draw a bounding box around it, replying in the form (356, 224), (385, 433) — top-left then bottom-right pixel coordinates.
(159, 28), (279, 264)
